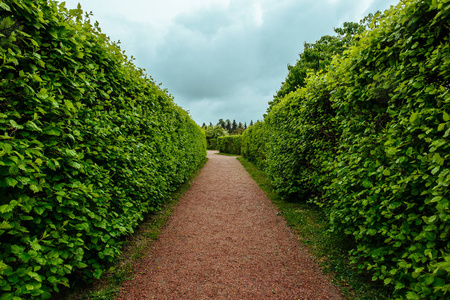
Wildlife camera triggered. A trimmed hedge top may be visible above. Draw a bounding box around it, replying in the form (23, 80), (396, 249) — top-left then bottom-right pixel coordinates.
(218, 135), (242, 155)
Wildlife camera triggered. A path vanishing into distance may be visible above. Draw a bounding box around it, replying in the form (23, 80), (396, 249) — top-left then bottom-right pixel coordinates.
(118, 151), (341, 299)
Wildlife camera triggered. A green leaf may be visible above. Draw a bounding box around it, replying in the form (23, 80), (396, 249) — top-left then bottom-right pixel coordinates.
(1, 143), (13, 154)
(46, 128), (60, 136)
(430, 196), (442, 203)
(0, 261), (8, 273)
(64, 100), (75, 112)
(412, 81), (423, 89)
(34, 206), (45, 215)
(26, 121), (42, 132)
(0, 2), (11, 11)
(10, 245), (25, 255)
(49, 29), (58, 39)
(31, 74), (43, 82)
(35, 158), (43, 166)
(428, 215), (437, 223)
(29, 185), (39, 193)
(65, 149), (77, 157)
(0, 221), (13, 230)
(36, 89), (48, 100)
(443, 111), (450, 122)
(362, 180), (373, 188)
(5, 177), (18, 187)
(0, 293), (13, 300)
(410, 112), (419, 124)
(28, 272), (42, 282)
(9, 165), (19, 175)
(0, 205), (10, 214)
(9, 120), (23, 130)
(431, 166), (440, 175)
(93, 268), (102, 279)
(46, 158), (62, 172)
(423, 276), (434, 285)
(47, 276), (58, 284)
(29, 239), (42, 251)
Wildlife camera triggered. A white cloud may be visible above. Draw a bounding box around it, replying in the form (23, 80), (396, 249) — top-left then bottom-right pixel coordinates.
(253, 1), (264, 27)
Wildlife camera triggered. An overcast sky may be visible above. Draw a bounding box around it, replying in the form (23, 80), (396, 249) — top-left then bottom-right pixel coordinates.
(62, 0), (399, 126)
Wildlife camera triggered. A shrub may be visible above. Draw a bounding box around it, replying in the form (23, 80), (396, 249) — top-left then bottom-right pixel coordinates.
(207, 138), (217, 150)
(241, 121), (267, 169)
(264, 73), (337, 201)
(218, 135), (242, 155)
(0, 1), (206, 298)
(205, 125), (226, 150)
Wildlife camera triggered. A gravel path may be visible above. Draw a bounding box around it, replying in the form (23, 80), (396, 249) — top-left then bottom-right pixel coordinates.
(118, 151), (342, 299)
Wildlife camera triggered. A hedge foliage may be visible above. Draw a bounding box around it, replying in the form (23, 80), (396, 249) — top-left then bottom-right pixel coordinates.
(242, 0), (449, 298)
(204, 124), (227, 150)
(241, 121), (266, 168)
(207, 138), (217, 150)
(0, 1), (206, 298)
(218, 135), (242, 155)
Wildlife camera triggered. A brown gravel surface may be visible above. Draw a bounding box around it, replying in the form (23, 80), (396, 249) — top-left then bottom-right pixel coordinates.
(118, 151), (342, 299)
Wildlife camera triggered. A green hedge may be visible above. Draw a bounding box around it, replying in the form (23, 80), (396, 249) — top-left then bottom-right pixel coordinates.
(207, 138), (217, 150)
(218, 135), (241, 155)
(264, 75), (336, 201)
(241, 0), (450, 298)
(0, 1), (206, 299)
(241, 121), (267, 169)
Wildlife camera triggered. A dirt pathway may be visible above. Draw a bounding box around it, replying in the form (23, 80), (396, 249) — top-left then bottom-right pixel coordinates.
(118, 151), (342, 299)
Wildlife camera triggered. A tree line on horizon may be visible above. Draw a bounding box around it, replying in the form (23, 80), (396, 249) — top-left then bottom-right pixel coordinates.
(202, 119), (255, 135)
(201, 119), (255, 150)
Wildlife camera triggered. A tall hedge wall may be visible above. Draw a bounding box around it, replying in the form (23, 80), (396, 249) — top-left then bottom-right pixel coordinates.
(241, 0), (449, 298)
(241, 121), (267, 168)
(0, 1), (206, 298)
(218, 135), (242, 155)
(207, 138), (218, 150)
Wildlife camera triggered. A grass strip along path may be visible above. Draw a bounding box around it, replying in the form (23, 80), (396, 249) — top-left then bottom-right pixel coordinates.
(118, 151), (341, 299)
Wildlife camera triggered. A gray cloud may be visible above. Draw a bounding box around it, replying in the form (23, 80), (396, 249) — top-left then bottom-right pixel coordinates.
(64, 0), (399, 125)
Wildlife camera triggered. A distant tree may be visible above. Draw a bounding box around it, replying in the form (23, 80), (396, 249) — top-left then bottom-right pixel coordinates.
(225, 119), (232, 133)
(202, 122), (206, 128)
(205, 124), (228, 149)
(206, 125), (227, 138)
(249, 120), (254, 127)
(209, 122), (213, 127)
(232, 120), (237, 132)
(214, 119), (249, 132)
(218, 119), (226, 129)
(231, 128), (245, 135)
(205, 126), (214, 139)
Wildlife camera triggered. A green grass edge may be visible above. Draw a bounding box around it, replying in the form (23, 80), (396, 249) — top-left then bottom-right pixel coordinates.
(237, 156), (393, 300)
(57, 157), (209, 300)
(214, 152), (240, 156)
